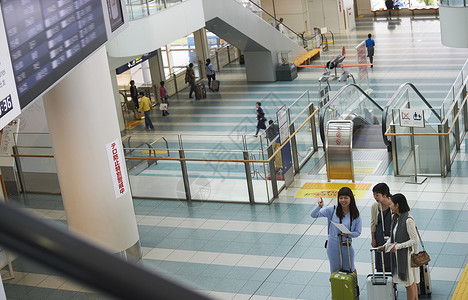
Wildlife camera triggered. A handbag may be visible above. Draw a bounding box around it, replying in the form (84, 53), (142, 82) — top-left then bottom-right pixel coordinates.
(411, 226), (431, 267)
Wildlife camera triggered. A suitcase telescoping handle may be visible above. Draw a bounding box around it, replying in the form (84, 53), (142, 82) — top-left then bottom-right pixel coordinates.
(338, 233), (352, 273)
(370, 248), (386, 281)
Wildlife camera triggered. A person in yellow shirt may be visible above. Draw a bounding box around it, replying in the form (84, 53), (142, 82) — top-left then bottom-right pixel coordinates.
(138, 92), (154, 130)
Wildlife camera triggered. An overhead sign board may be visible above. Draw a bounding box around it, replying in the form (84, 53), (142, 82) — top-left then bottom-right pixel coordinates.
(0, 0), (127, 130)
(399, 108), (425, 128)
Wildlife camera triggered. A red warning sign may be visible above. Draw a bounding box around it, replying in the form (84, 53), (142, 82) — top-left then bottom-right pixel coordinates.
(336, 139), (341, 145)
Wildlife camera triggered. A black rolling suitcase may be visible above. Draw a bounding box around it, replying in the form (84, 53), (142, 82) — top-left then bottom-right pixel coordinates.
(211, 80), (220, 92)
(195, 83), (206, 100)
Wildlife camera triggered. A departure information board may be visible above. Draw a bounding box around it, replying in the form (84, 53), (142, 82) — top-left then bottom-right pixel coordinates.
(0, 0), (108, 110)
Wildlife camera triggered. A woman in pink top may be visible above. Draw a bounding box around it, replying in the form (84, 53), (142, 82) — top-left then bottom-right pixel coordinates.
(159, 81), (169, 116)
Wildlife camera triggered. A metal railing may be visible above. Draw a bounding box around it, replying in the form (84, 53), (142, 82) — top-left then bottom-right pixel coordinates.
(163, 45), (238, 98)
(10, 92), (318, 204)
(126, 0), (186, 20)
(237, 0), (307, 48)
(382, 82), (442, 149)
(383, 60), (468, 177)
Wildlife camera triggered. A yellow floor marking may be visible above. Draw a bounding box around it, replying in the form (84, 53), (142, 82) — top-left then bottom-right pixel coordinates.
(319, 161), (382, 175)
(141, 150), (168, 154)
(295, 183), (372, 199)
(452, 261), (468, 299)
(125, 120), (143, 130)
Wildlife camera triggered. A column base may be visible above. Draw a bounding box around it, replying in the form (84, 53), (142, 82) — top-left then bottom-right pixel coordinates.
(116, 240), (142, 261)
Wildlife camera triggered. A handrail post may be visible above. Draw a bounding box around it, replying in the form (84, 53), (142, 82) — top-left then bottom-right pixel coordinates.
(145, 0), (150, 16)
(290, 121), (299, 174)
(444, 121), (451, 173)
(267, 144), (279, 199)
(454, 102), (461, 150)
(390, 125), (399, 176)
(178, 149), (191, 202)
(438, 124), (446, 177)
(243, 151), (255, 204)
(172, 73), (178, 93)
(463, 85), (468, 130)
(309, 104), (318, 151)
(163, 0), (167, 8)
(227, 46), (231, 63)
(12, 146), (26, 193)
(215, 50), (220, 71)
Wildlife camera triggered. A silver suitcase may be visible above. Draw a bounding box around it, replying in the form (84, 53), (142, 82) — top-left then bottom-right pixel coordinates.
(367, 248), (396, 300)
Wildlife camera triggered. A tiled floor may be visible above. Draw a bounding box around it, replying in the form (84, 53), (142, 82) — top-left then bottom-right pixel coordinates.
(2, 13), (468, 300)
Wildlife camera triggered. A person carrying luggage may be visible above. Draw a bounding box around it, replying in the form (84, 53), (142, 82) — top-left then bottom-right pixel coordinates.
(185, 63), (196, 99)
(378, 193), (420, 300)
(205, 59), (216, 90)
(159, 81), (169, 116)
(371, 183), (392, 272)
(310, 187), (362, 275)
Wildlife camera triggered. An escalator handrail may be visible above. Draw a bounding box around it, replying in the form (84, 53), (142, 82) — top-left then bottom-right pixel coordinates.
(0, 201), (213, 300)
(319, 83), (384, 145)
(382, 82), (441, 147)
(245, 0), (306, 45)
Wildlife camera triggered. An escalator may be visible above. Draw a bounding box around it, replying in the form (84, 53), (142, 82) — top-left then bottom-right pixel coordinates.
(319, 84), (387, 150)
(309, 84), (391, 176)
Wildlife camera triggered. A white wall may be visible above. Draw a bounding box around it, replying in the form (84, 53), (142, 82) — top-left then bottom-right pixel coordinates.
(308, 0), (341, 33)
(306, 0), (355, 33)
(356, 0), (371, 15)
(106, 0), (206, 58)
(273, 0), (309, 34)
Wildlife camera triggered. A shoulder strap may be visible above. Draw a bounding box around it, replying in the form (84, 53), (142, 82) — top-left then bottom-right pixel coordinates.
(327, 205), (336, 235)
(414, 225), (425, 251)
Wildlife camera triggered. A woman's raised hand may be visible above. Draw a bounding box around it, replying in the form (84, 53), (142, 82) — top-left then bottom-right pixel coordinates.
(317, 197), (324, 208)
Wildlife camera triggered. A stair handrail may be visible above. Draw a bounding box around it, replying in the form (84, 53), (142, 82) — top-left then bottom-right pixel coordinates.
(244, 0), (306, 47)
(319, 83), (384, 145)
(382, 82), (441, 148)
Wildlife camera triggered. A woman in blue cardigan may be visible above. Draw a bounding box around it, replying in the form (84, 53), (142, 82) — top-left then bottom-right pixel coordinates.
(311, 187), (362, 274)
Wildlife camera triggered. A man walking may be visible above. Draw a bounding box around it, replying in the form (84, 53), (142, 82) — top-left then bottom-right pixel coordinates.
(366, 33), (375, 68)
(185, 63), (196, 99)
(138, 92), (154, 131)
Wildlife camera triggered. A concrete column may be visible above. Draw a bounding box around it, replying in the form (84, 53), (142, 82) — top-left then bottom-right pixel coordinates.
(148, 51), (166, 103)
(193, 29), (209, 78)
(244, 51), (276, 82)
(42, 47), (141, 258)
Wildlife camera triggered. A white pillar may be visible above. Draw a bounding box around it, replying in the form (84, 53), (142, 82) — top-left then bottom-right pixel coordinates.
(42, 47), (140, 258)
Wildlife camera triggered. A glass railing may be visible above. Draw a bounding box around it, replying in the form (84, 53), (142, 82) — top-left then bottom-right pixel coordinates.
(384, 59), (468, 177)
(126, 0), (185, 20)
(383, 83), (442, 149)
(319, 84), (384, 145)
(439, 0), (467, 7)
(236, 0), (306, 48)
(163, 45), (238, 98)
(10, 93), (318, 204)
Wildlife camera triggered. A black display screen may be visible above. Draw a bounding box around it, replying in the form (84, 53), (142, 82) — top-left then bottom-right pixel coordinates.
(1, 0), (108, 109)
